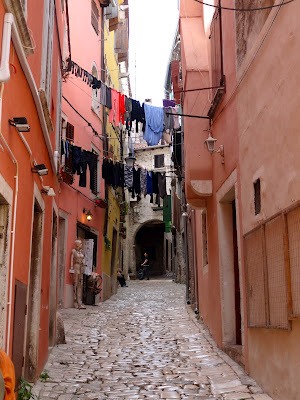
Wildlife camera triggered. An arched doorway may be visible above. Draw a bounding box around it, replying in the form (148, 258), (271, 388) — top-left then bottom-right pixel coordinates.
(135, 220), (165, 278)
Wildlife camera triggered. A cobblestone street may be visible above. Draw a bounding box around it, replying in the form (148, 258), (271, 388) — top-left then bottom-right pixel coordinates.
(32, 280), (272, 400)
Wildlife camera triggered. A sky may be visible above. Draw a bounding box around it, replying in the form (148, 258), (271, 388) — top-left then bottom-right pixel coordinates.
(129, 0), (179, 107)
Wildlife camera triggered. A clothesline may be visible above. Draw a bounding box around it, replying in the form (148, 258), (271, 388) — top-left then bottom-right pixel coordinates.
(66, 58), (182, 147)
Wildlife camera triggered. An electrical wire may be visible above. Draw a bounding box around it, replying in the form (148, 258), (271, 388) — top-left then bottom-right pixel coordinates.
(194, 0), (294, 11)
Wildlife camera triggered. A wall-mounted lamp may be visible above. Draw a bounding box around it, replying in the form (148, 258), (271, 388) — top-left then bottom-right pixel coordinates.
(31, 163), (49, 176)
(9, 117), (30, 132)
(125, 153), (136, 167)
(204, 132), (225, 164)
(83, 208), (93, 221)
(41, 186), (56, 197)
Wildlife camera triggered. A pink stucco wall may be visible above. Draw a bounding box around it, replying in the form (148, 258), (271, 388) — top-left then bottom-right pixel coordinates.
(237, 1), (300, 398)
(180, 0), (240, 349)
(61, 0), (105, 290)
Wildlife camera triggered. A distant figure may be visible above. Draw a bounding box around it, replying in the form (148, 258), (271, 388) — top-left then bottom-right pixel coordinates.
(140, 252), (150, 280)
(0, 349), (16, 399)
(117, 269), (127, 287)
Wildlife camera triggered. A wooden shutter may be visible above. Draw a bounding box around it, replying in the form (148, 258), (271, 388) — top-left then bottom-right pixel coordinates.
(66, 122), (74, 142)
(91, 0), (99, 34)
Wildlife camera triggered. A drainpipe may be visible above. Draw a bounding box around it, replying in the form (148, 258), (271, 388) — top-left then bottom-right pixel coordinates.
(191, 210), (199, 315)
(0, 85), (18, 355)
(0, 13), (13, 82)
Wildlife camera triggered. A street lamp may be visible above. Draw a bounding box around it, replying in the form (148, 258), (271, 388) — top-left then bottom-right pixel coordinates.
(125, 153), (136, 167)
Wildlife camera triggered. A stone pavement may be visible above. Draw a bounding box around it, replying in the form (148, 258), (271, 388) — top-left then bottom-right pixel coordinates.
(33, 280), (273, 400)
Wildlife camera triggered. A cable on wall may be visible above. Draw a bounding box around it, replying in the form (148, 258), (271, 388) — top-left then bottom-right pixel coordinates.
(194, 0), (294, 11)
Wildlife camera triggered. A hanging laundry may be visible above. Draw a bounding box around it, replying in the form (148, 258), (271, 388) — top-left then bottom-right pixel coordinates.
(109, 89), (120, 126)
(140, 167), (147, 197)
(174, 105), (181, 130)
(106, 86), (112, 109)
(100, 83), (107, 106)
(124, 165), (133, 189)
(131, 99), (145, 132)
(163, 99), (176, 107)
(146, 171), (153, 196)
(158, 172), (167, 199)
(143, 103), (164, 146)
(125, 96), (132, 119)
(79, 150), (98, 192)
(119, 93), (126, 125)
(132, 166), (141, 199)
(164, 107), (174, 132)
(72, 145), (83, 175)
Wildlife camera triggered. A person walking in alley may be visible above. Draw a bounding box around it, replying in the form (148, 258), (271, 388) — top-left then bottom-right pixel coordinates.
(140, 252), (150, 280)
(117, 269), (127, 287)
(0, 349), (16, 399)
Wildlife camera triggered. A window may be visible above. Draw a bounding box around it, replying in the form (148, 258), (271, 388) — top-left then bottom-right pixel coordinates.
(91, 0), (99, 34)
(202, 211), (208, 267)
(254, 179), (261, 215)
(66, 122), (74, 142)
(91, 147), (100, 196)
(91, 65), (100, 114)
(154, 154), (164, 168)
(208, 6), (225, 118)
(41, 0), (55, 105)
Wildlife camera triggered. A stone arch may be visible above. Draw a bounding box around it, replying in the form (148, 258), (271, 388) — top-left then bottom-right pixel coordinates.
(133, 219), (165, 278)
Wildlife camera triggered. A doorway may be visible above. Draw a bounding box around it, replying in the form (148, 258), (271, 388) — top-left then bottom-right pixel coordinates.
(77, 224), (98, 305)
(135, 221), (165, 277)
(218, 187), (242, 348)
(57, 216), (67, 309)
(25, 200), (43, 382)
(48, 211), (58, 347)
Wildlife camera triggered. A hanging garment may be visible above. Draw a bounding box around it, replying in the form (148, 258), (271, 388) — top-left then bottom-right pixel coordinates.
(100, 82), (107, 106)
(146, 171), (153, 195)
(131, 99), (144, 132)
(109, 89), (120, 125)
(140, 168), (147, 196)
(163, 99), (176, 107)
(72, 146), (83, 175)
(174, 105), (181, 130)
(125, 96), (132, 120)
(106, 86), (112, 109)
(143, 103), (164, 146)
(119, 93), (126, 125)
(164, 107), (174, 132)
(79, 150), (98, 192)
(158, 172), (167, 198)
(152, 171), (160, 206)
(102, 157), (110, 184)
(132, 167), (141, 199)
(124, 165), (133, 189)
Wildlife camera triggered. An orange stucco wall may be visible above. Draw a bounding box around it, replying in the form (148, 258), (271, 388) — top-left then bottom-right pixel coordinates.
(0, 0), (62, 375)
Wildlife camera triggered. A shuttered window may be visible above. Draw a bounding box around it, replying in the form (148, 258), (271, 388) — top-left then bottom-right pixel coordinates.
(91, 0), (99, 34)
(208, 5), (225, 118)
(66, 122), (74, 142)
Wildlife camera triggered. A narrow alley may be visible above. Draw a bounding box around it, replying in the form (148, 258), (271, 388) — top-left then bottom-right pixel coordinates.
(32, 281), (271, 400)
